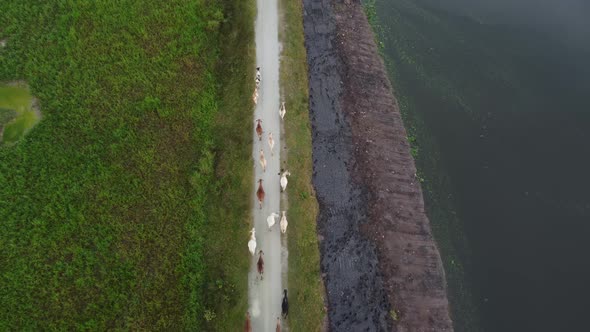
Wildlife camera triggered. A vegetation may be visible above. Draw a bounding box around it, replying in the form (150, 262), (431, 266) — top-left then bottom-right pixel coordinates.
(198, 0), (256, 329)
(0, 0), (253, 330)
(0, 107), (16, 127)
(390, 309), (399, 322)
(279, 0), (325, 330)
(0, 83), (39, 144)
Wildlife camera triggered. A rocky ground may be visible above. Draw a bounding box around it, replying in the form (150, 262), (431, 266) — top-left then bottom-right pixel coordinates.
(303, 0), (453, 331)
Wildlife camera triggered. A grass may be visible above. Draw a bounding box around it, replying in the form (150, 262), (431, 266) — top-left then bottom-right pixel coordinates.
(2, 109), (38, 143)
(0, 0), (254, 330)
(197, 0), (256, 329)
(0, 83), (39, 144)
(279, 0), (326, 330)
(0, 107), (16, 126)
(0, 84), (31, 111)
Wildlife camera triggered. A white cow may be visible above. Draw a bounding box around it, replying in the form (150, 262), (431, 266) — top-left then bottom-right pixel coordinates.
(268, 133), (275, 156)
(252, 88), (259, 105)
(267, 212), (279, 231)
(279, 102), (286, 120)
(259, 149), (267, 172)
(248, 228), (257, 256)
(280, 171), (291, 192)
(280, 211), (288, 234)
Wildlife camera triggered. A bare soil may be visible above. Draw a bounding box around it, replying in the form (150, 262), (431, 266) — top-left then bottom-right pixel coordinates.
(303, 0), (453, 331)
(303, 0), (391, 330)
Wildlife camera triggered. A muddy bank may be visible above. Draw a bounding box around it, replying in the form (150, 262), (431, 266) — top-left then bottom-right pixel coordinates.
(303, 0), (453, 331)
(303, 0), (390, 330)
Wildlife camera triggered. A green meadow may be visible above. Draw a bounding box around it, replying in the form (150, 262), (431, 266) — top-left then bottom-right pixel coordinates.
(0, 0), (254, 330)
(0, 83), (40, 144)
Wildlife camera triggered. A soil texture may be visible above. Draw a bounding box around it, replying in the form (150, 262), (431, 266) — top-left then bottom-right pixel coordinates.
(303, 0), (453, 331)
(303, 0), (390, 330)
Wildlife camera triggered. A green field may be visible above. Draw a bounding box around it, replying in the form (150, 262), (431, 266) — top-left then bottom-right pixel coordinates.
(0, 83), (40, 144)
(0, 0), (254, 330)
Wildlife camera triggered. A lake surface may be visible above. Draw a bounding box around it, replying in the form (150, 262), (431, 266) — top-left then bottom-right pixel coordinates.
(371, 0), (590, 331)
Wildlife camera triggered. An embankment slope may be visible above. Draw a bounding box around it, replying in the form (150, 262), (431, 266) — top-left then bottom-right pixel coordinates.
(303, 0), (453, 330)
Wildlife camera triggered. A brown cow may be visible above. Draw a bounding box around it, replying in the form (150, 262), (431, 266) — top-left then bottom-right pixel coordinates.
(257, 250), (264, 280)
(245, 311), (251, 332)
(255, 119), (263, 141)
(256, 179), (265, 209)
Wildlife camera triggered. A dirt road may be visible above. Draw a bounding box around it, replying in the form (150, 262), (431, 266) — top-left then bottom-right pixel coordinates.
(248, 0), (285, 330)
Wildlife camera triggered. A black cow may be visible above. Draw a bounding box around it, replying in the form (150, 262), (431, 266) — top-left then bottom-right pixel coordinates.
(281, 289), (289, 319)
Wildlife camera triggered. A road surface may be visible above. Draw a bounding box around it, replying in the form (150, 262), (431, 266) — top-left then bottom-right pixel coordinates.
(248, 0), (285, 330)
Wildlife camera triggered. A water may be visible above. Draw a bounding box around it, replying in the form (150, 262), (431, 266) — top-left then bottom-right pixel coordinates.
(370, 0), (590, 331)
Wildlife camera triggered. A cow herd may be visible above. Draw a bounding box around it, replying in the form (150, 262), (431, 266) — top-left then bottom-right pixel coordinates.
(246, 66), (290, 331)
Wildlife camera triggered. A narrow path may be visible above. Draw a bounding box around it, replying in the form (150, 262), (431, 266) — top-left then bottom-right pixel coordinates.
(248, 0), (284, 330)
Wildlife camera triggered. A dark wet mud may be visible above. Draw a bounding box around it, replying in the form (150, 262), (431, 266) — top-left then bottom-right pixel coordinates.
(303, 0), (390, 330)
(303, 0), (453, 331)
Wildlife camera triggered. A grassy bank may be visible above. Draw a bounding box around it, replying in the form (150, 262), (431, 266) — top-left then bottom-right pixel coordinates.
(198, 0), (256, 329)
(0, 0), (253, 330)
(279, 0), (325, 330)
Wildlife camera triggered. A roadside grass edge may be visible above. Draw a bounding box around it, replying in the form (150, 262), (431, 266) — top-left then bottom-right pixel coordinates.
(279, 0), (326, 330)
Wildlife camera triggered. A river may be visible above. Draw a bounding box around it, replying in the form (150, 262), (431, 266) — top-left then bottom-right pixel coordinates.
(370, 0), (590, 331)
